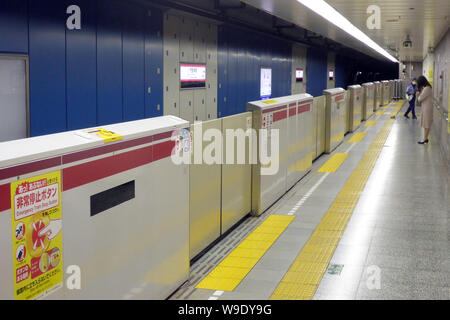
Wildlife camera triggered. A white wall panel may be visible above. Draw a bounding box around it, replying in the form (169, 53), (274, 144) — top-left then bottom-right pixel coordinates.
(180, 90), (194, 122)
(163, 14), (181, 117)
(164, 15), (218, 122)
(194, 90), (206, 122)
(291, 44), (307, 94)
(327, 52), (336, 89)
(194, 21), (207, 63)
(179, 17), (194, 62)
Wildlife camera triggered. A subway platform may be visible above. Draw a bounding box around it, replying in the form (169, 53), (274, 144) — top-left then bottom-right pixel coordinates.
(171, 101), (449, 300)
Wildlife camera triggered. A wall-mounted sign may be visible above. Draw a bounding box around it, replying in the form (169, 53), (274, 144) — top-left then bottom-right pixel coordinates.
(11, 171), (63, 300)
(329, 70), (335, 80)
(296, 69), (304, 82)
(260, 68), (272, 99)
(180, 64), (206, 89)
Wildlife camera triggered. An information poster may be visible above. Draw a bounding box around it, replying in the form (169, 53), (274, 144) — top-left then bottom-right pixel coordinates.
(260, 68), (272, 99)
(329, 70), (334, 80)
(10, 171), (63, 300)
(296, 69), (304, 81)
(180, 64), (207, 89)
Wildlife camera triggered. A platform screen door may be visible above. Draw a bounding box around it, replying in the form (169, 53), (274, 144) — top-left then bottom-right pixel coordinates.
(0, 55), (28, 142)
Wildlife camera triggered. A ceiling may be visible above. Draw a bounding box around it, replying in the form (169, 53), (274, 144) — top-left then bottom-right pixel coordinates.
(241, 0), (450, 62)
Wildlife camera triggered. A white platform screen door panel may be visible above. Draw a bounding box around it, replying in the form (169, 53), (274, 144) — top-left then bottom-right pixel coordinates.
(0, 56), (28, 142)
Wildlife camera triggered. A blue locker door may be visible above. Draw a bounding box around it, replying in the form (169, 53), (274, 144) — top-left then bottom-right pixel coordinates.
(145, 7), (163, 118)
(122, 2), (145, 121)
(66, 0), (97, 130)
(29, 0), (67, 136)
(97, 0), (123, 126)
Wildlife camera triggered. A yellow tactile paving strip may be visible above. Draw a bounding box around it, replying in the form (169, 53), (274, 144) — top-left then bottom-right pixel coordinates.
(376, 111), (385, 115)
(364, 120), (377, 127)
(270, 101), (404, 300)
(317, 153), (349, 173)
(348, 132), (366, 143)
(196, 215), (295, 291)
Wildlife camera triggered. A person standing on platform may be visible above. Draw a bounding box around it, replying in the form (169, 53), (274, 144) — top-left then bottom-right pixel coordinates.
(404, 78), (417, 119)
(416, 76), (433, 144)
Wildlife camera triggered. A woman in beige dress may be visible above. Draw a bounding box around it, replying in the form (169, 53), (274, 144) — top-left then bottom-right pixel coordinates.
(416, 76), (433, 144)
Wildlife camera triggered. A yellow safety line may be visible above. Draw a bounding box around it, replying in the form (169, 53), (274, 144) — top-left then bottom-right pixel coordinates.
(348, 132), (366, 143)
(196, 215), (295, 291)
(317, 153), (349, 173)
(376, 111), (384, 115)
(270, 101), (404, 300)
(364, 120), (377, 127)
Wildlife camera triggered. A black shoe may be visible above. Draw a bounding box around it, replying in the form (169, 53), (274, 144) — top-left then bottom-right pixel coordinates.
(404, 114), (410, 119)
(412, 116), (417, 119)
(418, 139), (429, 144)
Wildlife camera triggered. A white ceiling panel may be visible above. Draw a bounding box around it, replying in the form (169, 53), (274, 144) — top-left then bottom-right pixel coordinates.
(241, 0), (450, 62)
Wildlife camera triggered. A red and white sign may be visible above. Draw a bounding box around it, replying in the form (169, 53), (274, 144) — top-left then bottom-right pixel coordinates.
(16, 265), (29, 283)
(180, 64), (206, 82)
(13, 183), (59, 221)
(335, 94), (344, 102)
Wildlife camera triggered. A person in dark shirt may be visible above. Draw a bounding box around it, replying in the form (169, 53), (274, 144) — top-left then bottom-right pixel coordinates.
(404, 78), (418, 119)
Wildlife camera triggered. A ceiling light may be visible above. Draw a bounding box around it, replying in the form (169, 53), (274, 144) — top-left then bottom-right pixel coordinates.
(296, 0), (398, 63)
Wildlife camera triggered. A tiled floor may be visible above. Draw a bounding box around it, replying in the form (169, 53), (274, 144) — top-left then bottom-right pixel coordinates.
(172, 102), (449, 300)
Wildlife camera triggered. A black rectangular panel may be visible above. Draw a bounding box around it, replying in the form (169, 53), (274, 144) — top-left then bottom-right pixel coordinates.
(90, 181), (135, 217)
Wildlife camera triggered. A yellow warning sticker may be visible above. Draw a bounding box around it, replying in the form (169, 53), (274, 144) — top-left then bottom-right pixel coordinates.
(10, 171), (63, 300)
(262, 99), (278, 104)
(86, 128), (123, 143)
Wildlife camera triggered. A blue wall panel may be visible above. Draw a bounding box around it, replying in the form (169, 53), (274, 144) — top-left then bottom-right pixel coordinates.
(29, 0), (67, 136)
(217, 26), (228, 118)
(145, 7), (164, 118)
(0, 0), (28, 53)
(236, 35), (247, 114)
(335, 54), (346, 89)
(122, 2), (145, 121)
(66, 0), (97, 130)
(306, 47), (327, 97)
(217, 25), (292, 116)
(227, 33), (238, 116)
(97, 0), (123, 126)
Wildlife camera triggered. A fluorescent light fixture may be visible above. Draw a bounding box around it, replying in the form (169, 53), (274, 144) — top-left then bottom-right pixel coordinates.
(297, 0), (398, 63)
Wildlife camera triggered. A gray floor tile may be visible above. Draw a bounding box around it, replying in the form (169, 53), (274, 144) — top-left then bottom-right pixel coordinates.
(235, 278), (280, 295)
(244, 267), (287, 283)
(329, 244), (370, 266)
(255, 256), (295, 272)
(219, 291), (271, 300)
(411, 286), (450, 300)
(356, 280), (415, 300)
